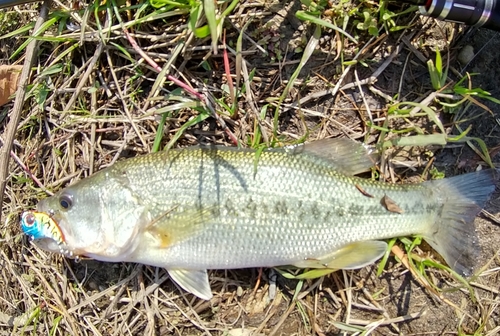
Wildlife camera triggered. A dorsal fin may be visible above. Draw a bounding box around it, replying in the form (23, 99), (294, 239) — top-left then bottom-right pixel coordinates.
(285, 138), (378, 176)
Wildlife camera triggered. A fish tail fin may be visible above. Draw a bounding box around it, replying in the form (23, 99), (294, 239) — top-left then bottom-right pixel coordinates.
(423, 169), (496, 276)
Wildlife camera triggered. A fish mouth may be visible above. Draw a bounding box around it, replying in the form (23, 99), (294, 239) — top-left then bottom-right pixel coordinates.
(32, 238), (76, 258)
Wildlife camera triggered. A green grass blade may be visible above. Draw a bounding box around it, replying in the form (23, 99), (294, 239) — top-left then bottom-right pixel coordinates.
(49, 315), (63, 336)
(449, 136), (494, 168)
(292, 280), (304, 301)
(221, 0), (239, 17)
(149, 0), (190, 8)
(165, 111), (210, 150)
(133, 1), (150, 20)
(296, 10), (357, 44)
(435, 47), (443, 80)
(377, 237), (397, 276)
(153, 113), (169, 153)
(11, 17), (59, 59)
(331, 322), (365, 333)
(194, 25), (210, 38)
(274, 267), (336, 280)
(152, 101), (201, 115)
(382, 134), (447, 148)
(203, 0), (218, 53)
(48, 42), (79, 68)
(0, 22), (34, 39)
(235, 13), (252, 90)
(189, 3), (204, 36)
(29, 35), (75, 42)
(273, 24), (321, 141)
(427, 59), (440, 90)
(389, 101), (446, 134)
(38, 64), (63, 77)
(110, 42), (134, 62)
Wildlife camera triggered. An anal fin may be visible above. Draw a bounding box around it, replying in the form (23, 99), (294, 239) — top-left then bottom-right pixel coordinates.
(168, 269), (213, 300)
(293, 241), (387, 270)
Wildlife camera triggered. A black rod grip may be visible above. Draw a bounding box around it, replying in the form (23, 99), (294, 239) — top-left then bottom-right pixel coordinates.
(420, 0), (500, 31)
(0, 0), (40, 8)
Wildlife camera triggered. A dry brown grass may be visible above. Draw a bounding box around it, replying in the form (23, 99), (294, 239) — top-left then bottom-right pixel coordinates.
(0, 0), (499, 335)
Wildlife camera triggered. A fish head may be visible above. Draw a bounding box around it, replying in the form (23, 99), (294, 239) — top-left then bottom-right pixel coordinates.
(32, 170), (149, 261)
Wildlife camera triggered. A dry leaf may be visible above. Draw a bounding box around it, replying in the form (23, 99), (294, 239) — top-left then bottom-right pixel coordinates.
(381, 194), (404, 214)
(0, 65), (23, 107)
(355, 183), (374, 198)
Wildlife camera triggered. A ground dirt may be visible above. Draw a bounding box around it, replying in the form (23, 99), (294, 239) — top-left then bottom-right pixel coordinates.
(0, 0), (499, 335)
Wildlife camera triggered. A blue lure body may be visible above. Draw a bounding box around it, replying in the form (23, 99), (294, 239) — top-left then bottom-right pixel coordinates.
(20, 211), (65, 244)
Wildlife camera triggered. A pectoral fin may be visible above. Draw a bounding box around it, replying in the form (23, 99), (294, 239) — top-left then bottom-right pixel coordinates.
(168, 269), (213, 300)
(293, 241), (387, 270)
(145, 206), (214, 248)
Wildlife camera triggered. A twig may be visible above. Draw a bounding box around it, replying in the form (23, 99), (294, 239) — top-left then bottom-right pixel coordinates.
(349, 309), (426, 326)
(354, 69), (373, 124)
(283, 35), (375, 112)
(0, 0), (51, 223)
(63, 42), (104, 113)
(289, 41), (403, 112)
(398, 53), (411, 100)
(9, 148), (53, 196)
(104, 47), (149, 150)
(122, 27), (239, 145)
(24, 254), (79, 334)
(481, 209), (500, 225)
(203, 90), (239, 145)
(122, 28), (203, 101)
(222, 30), (235, 105)
(401, 35), (427, 64)
(268, 300), (296, 336)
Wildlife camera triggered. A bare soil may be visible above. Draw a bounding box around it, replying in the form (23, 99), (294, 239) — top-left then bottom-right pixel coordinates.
(0, 1), (499, 335)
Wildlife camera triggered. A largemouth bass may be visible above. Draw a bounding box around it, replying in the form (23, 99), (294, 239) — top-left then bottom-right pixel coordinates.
(20, 139), (496, 300)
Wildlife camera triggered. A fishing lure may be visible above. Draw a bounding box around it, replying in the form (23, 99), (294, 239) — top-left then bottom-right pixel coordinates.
(20, 211), (65, 245)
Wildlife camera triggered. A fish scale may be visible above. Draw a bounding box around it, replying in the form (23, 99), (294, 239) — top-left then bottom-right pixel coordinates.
(117, 148), (432, 268)
(21, 139), (497, 300)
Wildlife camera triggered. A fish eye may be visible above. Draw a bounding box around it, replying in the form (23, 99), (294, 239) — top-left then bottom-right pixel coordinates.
(59, 194), (73, 210)
(23, 212), (36, 227)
